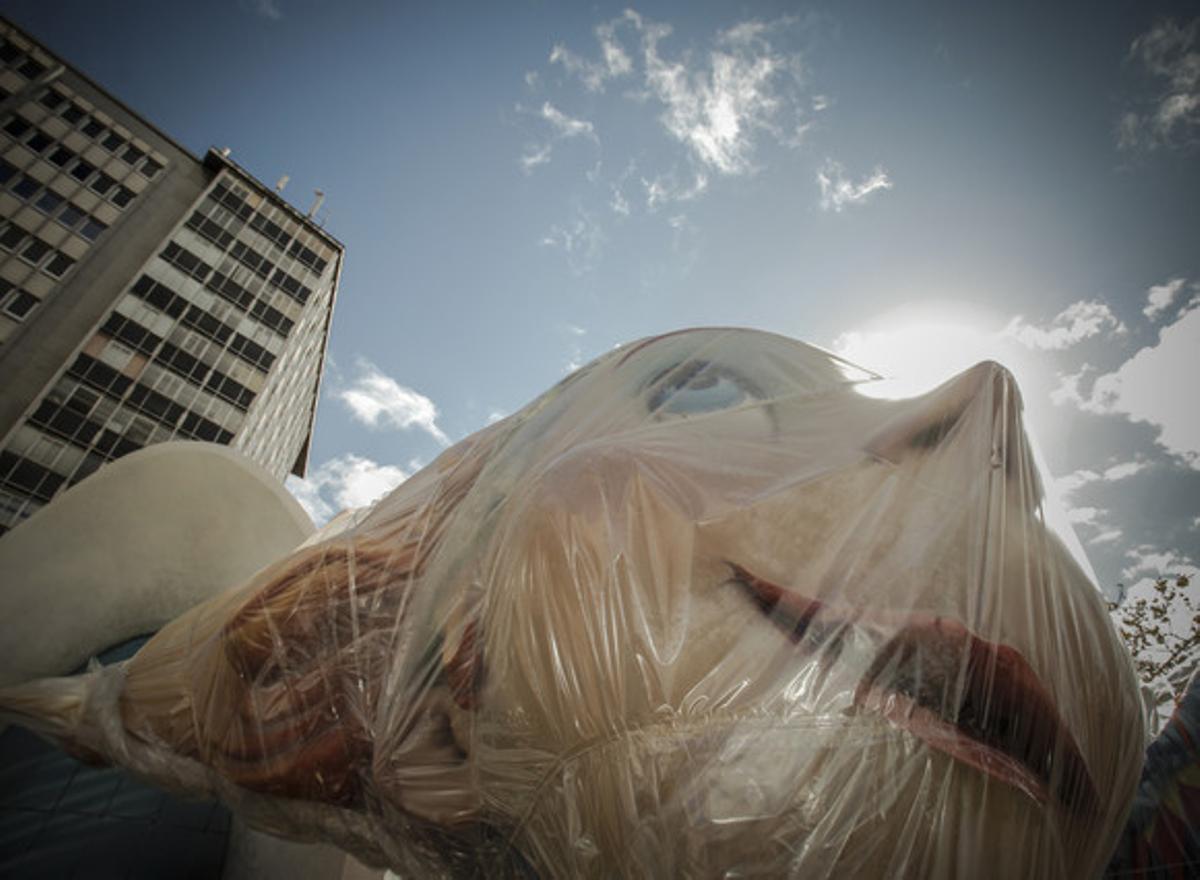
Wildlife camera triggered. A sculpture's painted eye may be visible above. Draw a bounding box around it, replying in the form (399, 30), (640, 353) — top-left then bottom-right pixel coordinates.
(647, 360), (764, 416)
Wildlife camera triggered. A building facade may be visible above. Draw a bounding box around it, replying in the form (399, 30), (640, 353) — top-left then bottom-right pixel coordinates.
(0, 18), (342, 535)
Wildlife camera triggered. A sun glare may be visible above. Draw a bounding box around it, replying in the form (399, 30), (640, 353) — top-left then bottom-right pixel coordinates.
(830, 315), (1097, 584)
(832, 319), (1031, 400)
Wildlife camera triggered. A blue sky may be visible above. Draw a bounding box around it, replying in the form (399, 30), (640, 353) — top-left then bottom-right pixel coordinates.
(6, 0), (1198, 598)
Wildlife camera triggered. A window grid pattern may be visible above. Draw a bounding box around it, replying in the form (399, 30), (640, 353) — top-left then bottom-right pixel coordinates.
(0, 166), (339, 533)
(0, 46), (168, 337)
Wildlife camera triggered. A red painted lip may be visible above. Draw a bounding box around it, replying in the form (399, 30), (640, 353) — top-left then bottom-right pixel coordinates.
(727, 563), (1100, 818)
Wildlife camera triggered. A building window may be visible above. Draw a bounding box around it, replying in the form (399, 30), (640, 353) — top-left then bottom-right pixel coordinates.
(48, 146), (74, 167)
(68, 353), (134, 397)
(38, 89), (66, 111)
(3, 116), (31, 138)
(249, 212), (292, 250)
(185, 211), (233, 249)
(19, 237), (50, 266)
(206, 270), (255, 311)
(79, 216), (108, 242)
(69, 160), (96, 183)
(0, 451), (66, 503)
(25, 130), (53, 153)
(269, 268), (312, 305)
(102, 132), (125, 152)
(0, 224), (27, 251)
(125, 417), (155, 445)
(230, 241), (273, 279)
(160, 241), (213, 282)
(111, 185), (135, 209)
(249, 299), (294, 336)
(81, 118), (105, 139)
(65, 385), (100, 416)
(89, 172), (117, 196)
(61, 103), (85, 125)
(43, 251), (75, 278)
(182, 304), (233, 345)
(141, 158), (163, 178)
(126, 383), (184, 428)
(18, 57), (46, 79)
(11, 174), (40, 200)
(229, 333), (275, 372)
(0, 160), (16, 184)
(102, 313), (161, 356)
(121, 145), (144, 166)
(129, 274), (187, 318)
(34, 190), (63, 214)
(57, 203), (86, 229)
(2, 289), (37, 320)
(0, 41), (22, 65)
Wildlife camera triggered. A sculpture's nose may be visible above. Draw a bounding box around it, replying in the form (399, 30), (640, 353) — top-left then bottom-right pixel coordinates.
(864, 360), (1027, 479)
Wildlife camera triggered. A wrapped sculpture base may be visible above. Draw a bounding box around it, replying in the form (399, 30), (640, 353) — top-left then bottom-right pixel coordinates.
(1, 329), (1145, 878)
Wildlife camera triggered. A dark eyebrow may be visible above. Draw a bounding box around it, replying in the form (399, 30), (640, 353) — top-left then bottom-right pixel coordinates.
(642, 359), (708, 394)
(643, 359), (770, 408)
(642, 359), (780, 433)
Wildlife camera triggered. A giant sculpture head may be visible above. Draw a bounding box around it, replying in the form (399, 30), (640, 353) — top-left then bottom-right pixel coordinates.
(1, 328), (1144, 878)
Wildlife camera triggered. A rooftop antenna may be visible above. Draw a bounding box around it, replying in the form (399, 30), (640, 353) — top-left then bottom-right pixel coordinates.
(275, 174), (290, 193)
(307, 190), (325, 219)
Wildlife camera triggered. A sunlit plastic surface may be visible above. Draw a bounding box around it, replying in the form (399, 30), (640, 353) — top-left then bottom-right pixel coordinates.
(1, 328), (1145, 878)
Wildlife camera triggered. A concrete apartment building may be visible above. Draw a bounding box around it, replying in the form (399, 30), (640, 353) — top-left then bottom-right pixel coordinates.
(0, 17), (371, 879)
(0, 17), (342, 536)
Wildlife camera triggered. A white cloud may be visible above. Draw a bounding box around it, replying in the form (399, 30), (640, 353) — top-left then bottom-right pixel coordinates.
(1053, 304), (1200, 466)
(816, 159), (893, 211)
(487, 409), (508, 424)
(1144, 277), (1187, 320)
(546, 11), (806, 177)
(338, 360), (450, 446)
(1056, 459), (1149, 499)
(1067, 506), (1104, 526)
(550, 14), (635, 93)
(596, 17), (635, 82)
(286, 454), (409, 525)
(1055, 468), (1101, 496)
(520, 143), (553, 172)
(1103, 459), (1149, 481)
(541, 102), (596, 140)
(1118, 17), (1200, 150)
(1002, 299), (1126, 350)
(642, 17), (795, 175)
(520, 102), (598, 174)
(1122, 545), (1198, 582)
(1090, 528), (1123, 544)
(641, 170), (709, 210)
(610, 187), (631, 215)
(539, 206), (605, 274)
(1049, 364), (1093, 408)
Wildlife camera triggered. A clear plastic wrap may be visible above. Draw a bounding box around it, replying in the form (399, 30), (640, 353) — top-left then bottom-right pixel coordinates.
(0, 328), (1146, 878)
